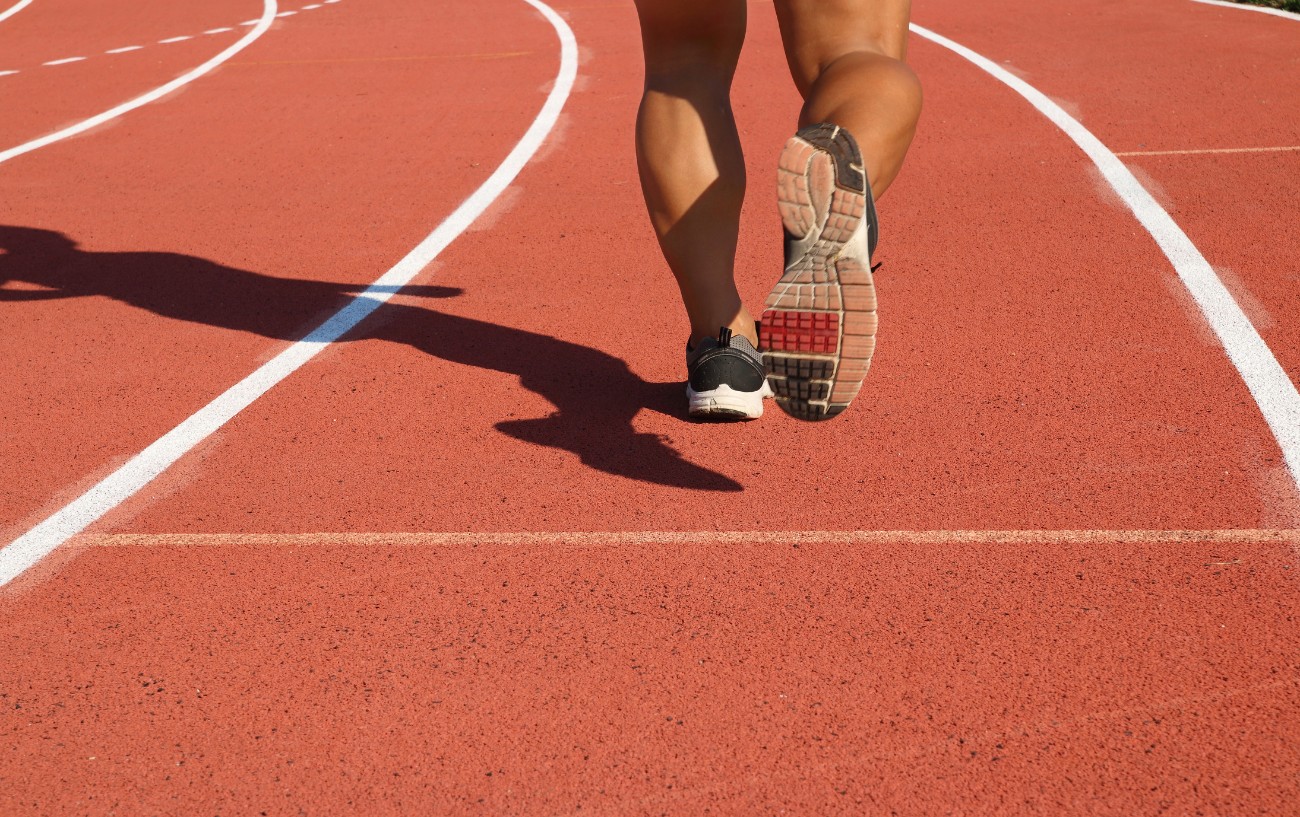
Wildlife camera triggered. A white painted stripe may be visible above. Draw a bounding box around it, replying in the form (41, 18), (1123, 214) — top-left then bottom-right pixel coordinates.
(204, 27), (235, 34)
(105, 45), (144, 54)
(301, 3), (322, 8)
(0, 0), (33, 24)
(158, 35), (193, 44)
(240, 19), (259, 25)
(43, 56), (86, 66)
(1116, 144), (1300, 157)
(910, 24), (1300, 491)
(1191, 0), (1300, 21)
(0, 69), (18, 76)
(275, 10), (296, 16)
(77, 529), (1300, 547)
(0, 0), (577, 587)
(0, 1), (275, 165)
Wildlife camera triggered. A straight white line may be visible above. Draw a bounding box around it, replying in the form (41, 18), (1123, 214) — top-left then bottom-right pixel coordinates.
(1116, 145), (1300, 157)
(158, 35), (193, 44)
(43, 56), (86, 66)
(301, 3), (322, 8)
(240, 19), (259, 25)
(276, 10), (296, 16)
(0, 69), (18, 76)
(1191, 0), (1300, 21)
(0, 0), (578, 587)
(0, 0), (32, 24)
(910, 23), (1300, 491)
(105, 45), (144, 54)
(0, 1), (275, 165)
(76, 530), (1300, 547)
(204, 27), (234, 34)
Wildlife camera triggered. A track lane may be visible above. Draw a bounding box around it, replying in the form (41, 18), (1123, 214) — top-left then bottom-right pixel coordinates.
(3, 536), (1297, 813)
(909, 21), (1300, 490)
(1, 0), (560, 537)
(914, 0), (1300, 403)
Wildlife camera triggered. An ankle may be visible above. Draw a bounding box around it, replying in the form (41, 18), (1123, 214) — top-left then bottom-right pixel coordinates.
(690, 313), (757, 348)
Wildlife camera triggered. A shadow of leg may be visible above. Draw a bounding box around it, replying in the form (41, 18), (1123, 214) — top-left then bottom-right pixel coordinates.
(373, 304), (745, 492)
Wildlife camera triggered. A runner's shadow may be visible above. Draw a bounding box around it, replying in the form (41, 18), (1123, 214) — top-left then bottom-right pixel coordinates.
(0, 225), (740, 491)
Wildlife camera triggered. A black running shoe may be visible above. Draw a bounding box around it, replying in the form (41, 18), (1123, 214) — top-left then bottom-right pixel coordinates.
(686, 327), (773, 420)
(761, 122), (880, 421)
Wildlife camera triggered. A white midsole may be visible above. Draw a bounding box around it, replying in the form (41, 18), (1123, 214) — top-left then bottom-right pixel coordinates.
(686, 381), (773, 419)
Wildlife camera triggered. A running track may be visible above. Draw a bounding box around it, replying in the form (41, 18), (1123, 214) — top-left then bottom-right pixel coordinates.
(2, 0), (1298, 812)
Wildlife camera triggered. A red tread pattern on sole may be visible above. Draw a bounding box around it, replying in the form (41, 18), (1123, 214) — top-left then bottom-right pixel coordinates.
(762, 310), (840, 354)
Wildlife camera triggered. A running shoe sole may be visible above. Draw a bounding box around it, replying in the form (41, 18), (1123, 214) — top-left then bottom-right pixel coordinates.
(687, 380), (774, 421)
(761, 123), (879, 422)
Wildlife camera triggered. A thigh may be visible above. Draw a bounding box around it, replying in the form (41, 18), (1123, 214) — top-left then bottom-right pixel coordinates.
(774, 0), (912, 94)
(633, 0), (747, 77)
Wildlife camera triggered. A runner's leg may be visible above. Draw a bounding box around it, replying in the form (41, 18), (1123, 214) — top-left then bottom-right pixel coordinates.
(633, 0), (753, 346)
(774, 0), (921, 199)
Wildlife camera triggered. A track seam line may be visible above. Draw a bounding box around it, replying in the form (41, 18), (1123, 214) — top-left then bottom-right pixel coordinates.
(0, 0), (579, 587)
(1191, 0), (1300, 21)
(1116, 145), (1300, 157)
(910, 23), (1300, 492)
(75, 530), (1300, 547)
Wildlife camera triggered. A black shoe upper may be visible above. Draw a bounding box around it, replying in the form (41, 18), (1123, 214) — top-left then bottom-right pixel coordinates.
(686, 327), (768, 393)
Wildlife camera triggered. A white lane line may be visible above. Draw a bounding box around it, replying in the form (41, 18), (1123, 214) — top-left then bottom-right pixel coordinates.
(77, 530), (1300, 547)
(14, 1), (333, 73)
(0, 0), (276, 165)
(0, 0), (577, 588)
(0, 0), (33, 24)
(1116, 144), (1300, 157)
(1191, 0), (1300, 21)
(0, 69), (18, 76)
(910, 24), (1300, 492)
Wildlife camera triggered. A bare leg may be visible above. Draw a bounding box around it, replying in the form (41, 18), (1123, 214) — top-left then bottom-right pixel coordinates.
(774, 0), (921, 200)
(633, 0), (754, 346)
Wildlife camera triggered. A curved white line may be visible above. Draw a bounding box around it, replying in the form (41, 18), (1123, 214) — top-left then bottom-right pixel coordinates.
(0, 0), (277, 166)
(0, 0), (33, 24)
(1191, 0), (1300, 21)
(0, 0), (579, 586)
(910, 23), (1300, 492)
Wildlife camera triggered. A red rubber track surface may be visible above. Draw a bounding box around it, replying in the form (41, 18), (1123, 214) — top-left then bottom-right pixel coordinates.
(2, 0), (1298, 813)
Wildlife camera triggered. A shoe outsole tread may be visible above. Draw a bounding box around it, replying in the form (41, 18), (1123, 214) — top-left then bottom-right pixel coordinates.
(762, 123), (879, 422)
